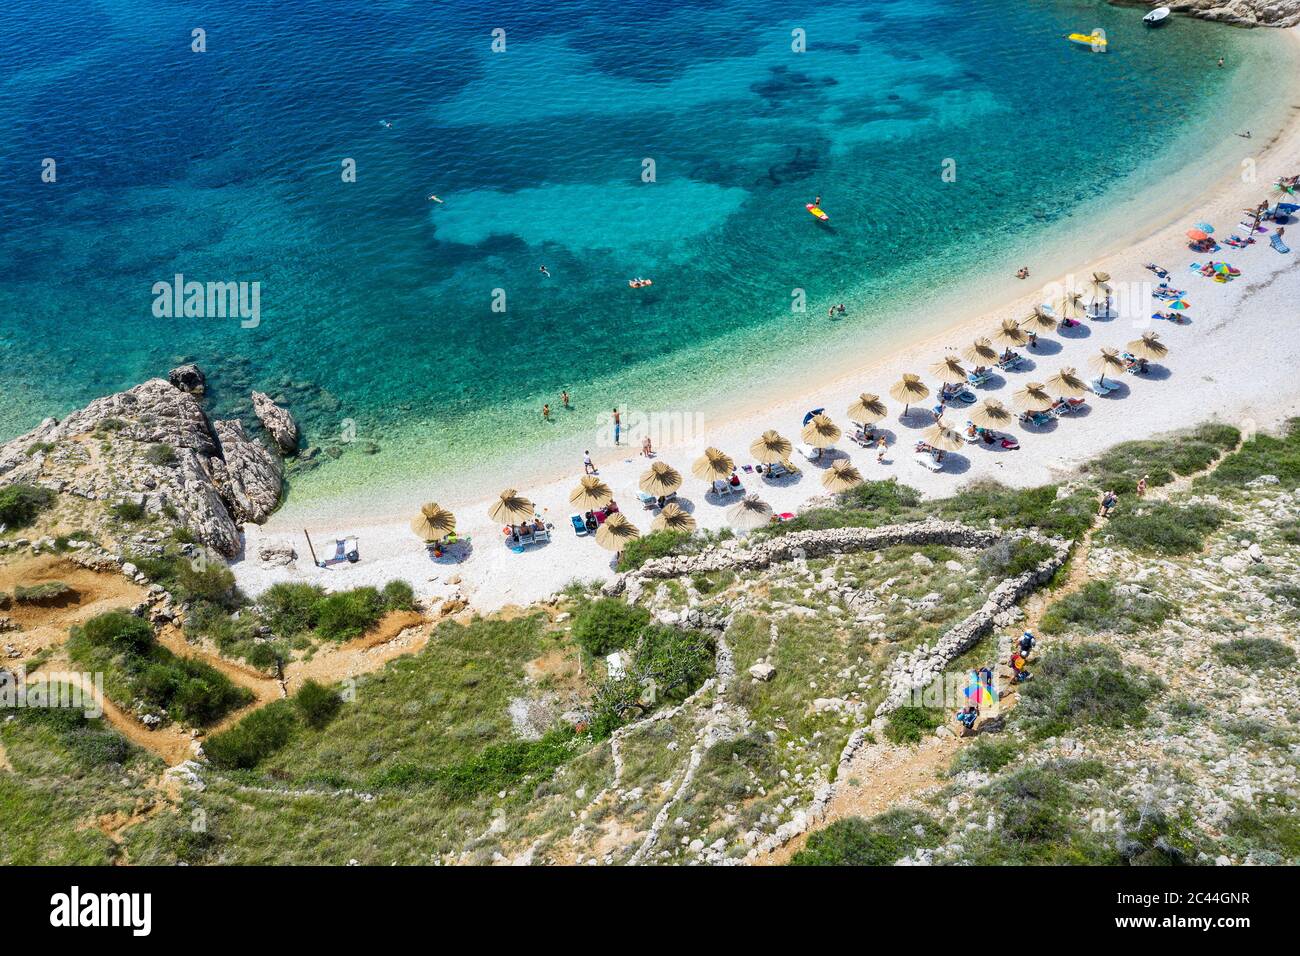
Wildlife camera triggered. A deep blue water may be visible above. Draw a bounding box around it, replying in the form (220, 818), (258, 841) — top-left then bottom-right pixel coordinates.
(0, 0), (1291, 505)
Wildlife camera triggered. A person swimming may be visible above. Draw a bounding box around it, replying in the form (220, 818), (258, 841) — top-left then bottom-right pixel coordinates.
(539, 265), (551, 278)
(427, 194), (444, 202)
(379, 119), (393, 128)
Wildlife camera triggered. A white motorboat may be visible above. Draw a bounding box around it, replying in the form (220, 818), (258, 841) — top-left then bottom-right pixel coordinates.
(1143, 6), (1171, 27)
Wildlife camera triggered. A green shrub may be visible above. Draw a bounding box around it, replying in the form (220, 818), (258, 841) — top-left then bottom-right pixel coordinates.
(294, 679), (342, 729)
(1020, 642), (1161, 737)
(109, 500), (147, 522)
(1224, 804), (1300, 861)
(1211, 637), (1296, 670)
(587, 626), (715, 737)
(1040, 581), (1172, 635)
(616, 530), (691, 571)
(314, 587), (386, 641)
(203, 701), (298, 769)
(1197, 418), (1300, 490)
(979, 538), (1056, 578)
(24, 441), (55, 457)
(77, 611), (155, 655)
(0, 483), (55, 529)
(791, 809), (945, 866)
(174, 559), (240, 609)
(938, 482), (1096, 541)
(12, 581), (75, 605)
(950, 738), (1019, 775)
(1103, 501), (1225, 555)
(1082, 424), (1239, 493)
(380, 579), (416, 611)
(372, 728), (577, 799)
(139, 656), (251, 725)
(11, 702), (132, 768)
(144, 443), (177, 466)
(257, 582), (325, 637)
(884, 706), (943, 745)
(570, 598), (651, 657)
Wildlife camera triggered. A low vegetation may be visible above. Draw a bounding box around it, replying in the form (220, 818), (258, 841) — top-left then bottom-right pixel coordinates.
(1101, 501), (1226, 555)
(1040, 580), (1173, 635)
(0, 483), (55, 530)
(791, 809), (945, 866)
(1019, 643), (1162, 737)
(1211, 637), (1296, 671)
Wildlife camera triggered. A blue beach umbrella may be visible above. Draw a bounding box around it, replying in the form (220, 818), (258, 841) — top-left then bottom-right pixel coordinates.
(1193, 221), (1214, 234)
(802, 408), (824, 425)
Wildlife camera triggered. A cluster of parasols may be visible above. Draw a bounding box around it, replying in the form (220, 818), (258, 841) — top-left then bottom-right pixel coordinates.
(409, 276), (1175, 556)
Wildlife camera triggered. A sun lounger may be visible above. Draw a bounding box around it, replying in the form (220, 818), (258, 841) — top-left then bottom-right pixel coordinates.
(762, 461), (792, 479)
(1089, 377), (1120, 396)
(967, 369), (993, 387)
(997, 354), (1024, 371)
(797, 443), (823, 462)
(1271, 233), (1291, 253)
(570, 514), (587, 536)
(914, 452), (943, 472)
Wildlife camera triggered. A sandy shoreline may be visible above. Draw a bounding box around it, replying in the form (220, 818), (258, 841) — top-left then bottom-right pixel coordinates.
(236, 28), (1300, 613)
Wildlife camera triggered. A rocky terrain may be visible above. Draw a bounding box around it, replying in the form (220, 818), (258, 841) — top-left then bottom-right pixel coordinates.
(0, 365), (295, 557)
(1119, 0), (1300, 28)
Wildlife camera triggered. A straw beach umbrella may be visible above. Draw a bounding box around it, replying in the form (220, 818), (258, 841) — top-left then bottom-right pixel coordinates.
(963, 338), (999, 367)
(692, 447), (734, 482)
(923, 423), (966, 452)
(930, 354), (968, 385)
(1127, 332), (1169, 362)
(749, 430), (793, 464)
(651, 502), (696, 533)
(992, 319), (1029, 349)
(1085, 272), (1112, 315)
(889, 373), (930, 414)
(800, 414), (841, 449)
(727, 495), (773, 531)
(569, 475), (613, 510)
(1044, 367), (1088, 399)
(1020, 306), (1057, 334)
(1053, 292), (1087, 322)
(846, 393), (887, 425)
(1013, 382), (1055, 412)
(595, 512), (640, 552)
(411, 502), (456, 541)
(488, 488), (535, 524)
(1091, 347), (1126, 386)
(970, 399), (1014, 430)
(639, 461), (682, 496)
(821, 460), (863, 493)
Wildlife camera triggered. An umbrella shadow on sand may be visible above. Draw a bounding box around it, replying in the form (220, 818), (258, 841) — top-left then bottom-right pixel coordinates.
(1057, 322), (1092, 341)
(1019, 416), (1058, 434)
(1013, 357), (1039, 374)
(897, 408), (932, 430)
(760, 469), (803, 487)
(1135, 364), (1173, 383)
(932, 452), (971, 475)
(1095, 380), (1131, 399)
(1027, 339), (1063, 357)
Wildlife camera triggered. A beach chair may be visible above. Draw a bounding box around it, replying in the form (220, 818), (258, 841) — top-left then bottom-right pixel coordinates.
(636, 491), (658, 509)
(796, 443), (822, 462)
(1026, 411), (1053, 427)
(1089, 378), (1120, 396)
(570, 514), (587, 536)
(914, 453), (943, 473)
(967, 369), (993, 387)
(997, 354), (1024, 372)
(1271, 233), (1291, 254)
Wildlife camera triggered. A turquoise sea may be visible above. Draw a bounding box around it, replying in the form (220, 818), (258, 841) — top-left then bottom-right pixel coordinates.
(1, 0), (1294, 515)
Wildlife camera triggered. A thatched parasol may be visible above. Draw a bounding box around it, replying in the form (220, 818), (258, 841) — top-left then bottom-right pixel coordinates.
(821, 459), (863, 492)
(411, 502), (456, 541)
(846, 393), (887, 424)
(1013, 382), (1055, 412)
(1126, 332), (1169, 362)
(638, 461), (683, 496)
(488, 488), (535, 524)
(970, 399), (1014, 430)
(923, 423), (966, 452)
(992, 318), (1029, 348)
(800, 414), (841, 449)
(651, 502), (696, 533)
(569, 475), (613, 510)
(1044, 367), (1088, 399)
(691, 447), (734, 482)
(727, 495), (773, 530)
(595, 512), (640, 552)
(889, 373), (930, 413)
(1054, 291), (1087, 321)
(749, 430), (793, 464)
(1091, 347), (1126, 385)
(1020, 306), (1058, 334)
(930, 354), (968, 385)
(963, 338), (1000, 366)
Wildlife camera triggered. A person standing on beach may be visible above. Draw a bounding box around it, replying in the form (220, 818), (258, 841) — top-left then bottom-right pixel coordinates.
(583, 450), (595, 475)
(612, 408), (621, 445)
(876, 435), (888, 464)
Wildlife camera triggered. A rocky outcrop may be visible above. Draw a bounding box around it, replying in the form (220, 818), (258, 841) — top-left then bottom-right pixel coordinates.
(251, 391), (299, 455)
(167, 364), (206, 395)
(1118, 0), (1300, 27)
(0, 369), (288, 558)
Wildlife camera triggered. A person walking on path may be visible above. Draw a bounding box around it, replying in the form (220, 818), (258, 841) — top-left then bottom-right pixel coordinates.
(583, 450), (595, 475)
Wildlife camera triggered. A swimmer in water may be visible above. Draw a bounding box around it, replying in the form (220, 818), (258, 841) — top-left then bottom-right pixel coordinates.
(380, 119), (393, 128)
(427, 194), (444, 202)
(539, 265), (551, 278)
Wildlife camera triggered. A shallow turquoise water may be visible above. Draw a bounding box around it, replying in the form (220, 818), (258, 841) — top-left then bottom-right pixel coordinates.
(0, 0), (1293, 512)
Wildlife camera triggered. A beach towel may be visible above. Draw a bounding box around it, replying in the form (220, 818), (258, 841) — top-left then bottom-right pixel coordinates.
(1271, 233), (1291, 254)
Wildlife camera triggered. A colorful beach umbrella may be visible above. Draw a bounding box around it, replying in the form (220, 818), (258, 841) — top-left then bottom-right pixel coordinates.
(1165, 298), (1190, 311)
(651, 502), (696, 533)
(639, 461), (683, 496)
(691, 447), (735, 482)
(569, 475), (614, 510)
(964, 672), (995, 708)
(411, 502), (456, 542)
(749, 430), (793, 465)
(846, 393), (887, 424)
(1193, 222), (1214, 234)
(800, 414), (842, 449)
(595, 512), (640, 552)
(1186, 228), (1209, 242)
(488, 488), (535, 524)
(821, 459), (863, 493)
(727, 494), (774, 531)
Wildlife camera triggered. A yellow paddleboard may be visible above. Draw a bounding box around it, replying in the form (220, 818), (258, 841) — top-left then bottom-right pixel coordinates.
(1067, 32), (1107, 49)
